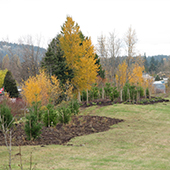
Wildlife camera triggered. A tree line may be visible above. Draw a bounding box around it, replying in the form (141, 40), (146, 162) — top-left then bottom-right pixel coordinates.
(0, 16), (169, 104)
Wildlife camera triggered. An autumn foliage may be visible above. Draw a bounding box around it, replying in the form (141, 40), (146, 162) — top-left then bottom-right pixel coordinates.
(60, 16), (99, 94)
(0, 69), (8, 88)
(21, 70), (61, 106)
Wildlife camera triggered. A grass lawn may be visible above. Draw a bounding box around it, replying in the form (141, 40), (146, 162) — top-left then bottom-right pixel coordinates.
(1, 100), (170, 169)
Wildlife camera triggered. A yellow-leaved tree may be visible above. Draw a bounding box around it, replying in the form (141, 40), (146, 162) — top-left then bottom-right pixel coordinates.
(77, 38), (99, 103)
(59, 16), (81, 70)
(60, 16), (99, 102)
(21, 70), (61, 106)
(128, 63), (145, 101)
(0, 69), (8, 88)
(115, 61), (128, 101)
(115, 61), (128, 89)
(128, 63), (145, 86)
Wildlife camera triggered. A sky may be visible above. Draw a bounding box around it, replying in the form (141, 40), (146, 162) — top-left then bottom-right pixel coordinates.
(0, 0), (170, 56)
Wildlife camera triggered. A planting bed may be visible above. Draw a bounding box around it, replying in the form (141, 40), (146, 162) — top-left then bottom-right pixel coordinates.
(0, 115), (123, 146)
(80, 97), (169, 107)
(0, 97), (168, 147)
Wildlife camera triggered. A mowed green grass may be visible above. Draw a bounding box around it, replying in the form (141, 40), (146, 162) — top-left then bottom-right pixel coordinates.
(1, 101), (170, 169)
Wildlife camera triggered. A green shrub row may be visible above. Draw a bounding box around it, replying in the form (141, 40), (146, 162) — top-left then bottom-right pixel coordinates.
(81, 82), (150, 102)
(24, 99), (80, 140)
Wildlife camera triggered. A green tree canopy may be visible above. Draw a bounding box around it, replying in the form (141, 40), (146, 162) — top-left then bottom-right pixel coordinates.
(41, 34), (74, 84)
(4, 71), (19, 98)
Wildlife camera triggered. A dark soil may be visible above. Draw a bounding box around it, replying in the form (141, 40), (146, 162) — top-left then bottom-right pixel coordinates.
(0, 97), (168, 147)
(80, 97), (169, 107)
(0, 115), (123, 146)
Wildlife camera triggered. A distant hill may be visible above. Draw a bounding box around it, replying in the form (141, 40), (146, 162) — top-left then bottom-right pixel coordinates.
(0, 41), (46, 62)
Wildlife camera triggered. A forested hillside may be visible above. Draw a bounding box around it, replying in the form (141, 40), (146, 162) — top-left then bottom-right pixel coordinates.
(0, 41), (46, 83)
(0, 41), (46, 62)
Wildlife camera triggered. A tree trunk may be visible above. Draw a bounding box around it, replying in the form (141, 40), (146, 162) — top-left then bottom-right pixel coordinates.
(9, 131), (12, 170)
(102, 86), (104, 99)
(144, 88), (146, 99)
(77, 90), (81, 103)
(86, 89), (89, 104)
(120, 89), (123, 102)
(128, 88), (130, 102)
(149, 88), (151, 99)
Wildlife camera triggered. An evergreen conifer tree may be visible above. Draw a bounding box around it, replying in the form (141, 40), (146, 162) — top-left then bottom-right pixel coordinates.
(4, 71), (19, 98)
(41, 34), (74, 84)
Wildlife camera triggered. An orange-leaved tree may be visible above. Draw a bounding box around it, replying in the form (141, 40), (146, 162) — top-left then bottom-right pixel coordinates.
(21, 70), (61, 106)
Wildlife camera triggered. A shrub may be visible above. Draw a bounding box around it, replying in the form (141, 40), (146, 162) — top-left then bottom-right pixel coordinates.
(137, 86), (144, 98)
(29, 99), (43, 122)
(89, 83), (99, 100)
(0, 103), (14, 130)
(104, 83), (112, 98)
(25, 113), (42, 140)
(69, 99), (79, 115)
(81, 90), (87, 101)
(43, 104), (58, 127)
(109, 86), (119, 101)
(57, 106), (72, 124)
(122, 84), (130, 101)
(146, 88), (149, 96)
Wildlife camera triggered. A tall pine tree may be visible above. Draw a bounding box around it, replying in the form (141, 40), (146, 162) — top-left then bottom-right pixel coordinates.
(41, 34), (74, 84)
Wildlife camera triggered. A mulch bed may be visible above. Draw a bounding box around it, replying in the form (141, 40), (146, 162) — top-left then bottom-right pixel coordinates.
(0, 97), (169, 146)
(0, 115), (123, 146)
(80, 97), (169, 107)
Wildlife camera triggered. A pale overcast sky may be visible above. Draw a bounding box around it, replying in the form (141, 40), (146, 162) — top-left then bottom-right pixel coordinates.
(0, 0), (170, 56)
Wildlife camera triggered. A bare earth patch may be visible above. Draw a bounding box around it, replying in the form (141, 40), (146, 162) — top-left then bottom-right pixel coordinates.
(0, 115), (123, 146)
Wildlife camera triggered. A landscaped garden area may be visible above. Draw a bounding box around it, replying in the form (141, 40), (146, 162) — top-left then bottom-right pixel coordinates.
(1, 93), (170, 169)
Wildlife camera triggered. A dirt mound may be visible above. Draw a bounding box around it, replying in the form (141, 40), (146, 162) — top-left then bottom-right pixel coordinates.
(0, 115), (123, 146)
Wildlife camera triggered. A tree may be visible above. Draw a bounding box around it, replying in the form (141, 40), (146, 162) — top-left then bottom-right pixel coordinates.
(115, 61), (128, 89)
(2, 54), (10, 70)
(59, 16), (99, 101)
(9, 54), (21, 83)
(4, 71), (19, 98)
(0, 69), (8, 88)
(18, 35), (45, 81)
(59, 16), (81, 71)
(115, 61), (128, 101)
(107, 31), (122, 82)
(21, 70), (62, 106)
(155, 75), (161, 81)
(128, 63), (145, 86)
(128, 63), (145, 101)
(77, 38), (99, 103)
(97, 34), (109, 79)
(124, 26), (138, 67)
(41, 34), (74, 84)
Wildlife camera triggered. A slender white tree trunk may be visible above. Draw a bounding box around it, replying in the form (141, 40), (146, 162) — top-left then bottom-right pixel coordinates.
(120, 89), (123, 102)
(77, 90), (81, 103)
(86, 89), (89, 104)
